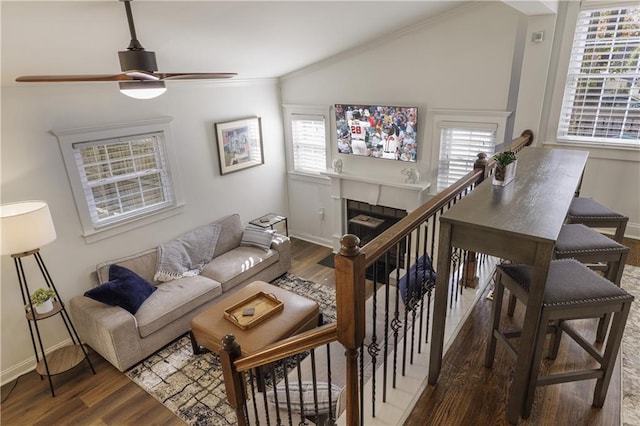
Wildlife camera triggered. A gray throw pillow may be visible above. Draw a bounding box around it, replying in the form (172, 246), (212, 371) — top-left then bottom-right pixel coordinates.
(240, 224), (275, 251)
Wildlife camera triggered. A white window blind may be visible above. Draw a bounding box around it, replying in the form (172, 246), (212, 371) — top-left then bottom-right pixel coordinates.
(437, 123), (497, 192)
(558, 5), (640, 144)
(73, 132), (175, 227)
(291, 115), (326, 174)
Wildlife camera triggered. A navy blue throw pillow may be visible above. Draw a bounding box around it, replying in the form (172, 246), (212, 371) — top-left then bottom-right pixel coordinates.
(84, 264), (157, 314)
(398, 255), (437, 304)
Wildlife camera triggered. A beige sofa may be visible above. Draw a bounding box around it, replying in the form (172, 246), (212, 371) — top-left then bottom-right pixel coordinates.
(69, 213), (291, 372)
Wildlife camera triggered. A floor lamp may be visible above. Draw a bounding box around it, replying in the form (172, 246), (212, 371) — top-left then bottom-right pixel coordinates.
(0, 201), (95, 397)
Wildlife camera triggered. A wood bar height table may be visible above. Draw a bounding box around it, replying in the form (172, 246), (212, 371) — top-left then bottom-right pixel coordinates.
(428, 147), (589, 424)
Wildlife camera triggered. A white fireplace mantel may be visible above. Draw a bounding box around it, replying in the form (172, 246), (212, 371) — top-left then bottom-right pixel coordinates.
(321, 170), (431, 251)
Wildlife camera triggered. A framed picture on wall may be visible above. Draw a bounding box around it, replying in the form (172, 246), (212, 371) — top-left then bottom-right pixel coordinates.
(215, 117), (264, 175)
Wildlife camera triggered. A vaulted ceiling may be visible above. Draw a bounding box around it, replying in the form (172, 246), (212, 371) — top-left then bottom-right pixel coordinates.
(2, 1), (473, 87)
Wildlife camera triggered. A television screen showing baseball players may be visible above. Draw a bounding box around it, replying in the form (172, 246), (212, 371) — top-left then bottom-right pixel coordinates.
(335, 104), (418, 162)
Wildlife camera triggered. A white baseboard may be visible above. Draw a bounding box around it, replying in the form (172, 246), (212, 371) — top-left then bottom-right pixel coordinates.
(624, 223), (640, 240)
(289, 231), (333, 249)
(1, 338), (73, 386)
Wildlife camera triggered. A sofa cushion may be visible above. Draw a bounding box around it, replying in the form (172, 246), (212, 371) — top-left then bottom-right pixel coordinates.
(241, 224), (275, 250)
(154, 223), (221, 282)
(135, 275), (222, 338)
(201, 246), (278, 292)
(96, 249), (157, 285)
(84, 265), (157, 314)
(212, 214), (243, 258)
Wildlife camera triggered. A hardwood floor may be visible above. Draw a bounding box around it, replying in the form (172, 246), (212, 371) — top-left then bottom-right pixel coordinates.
(405, 235), (640, 426)
(1, 237), (637, 425)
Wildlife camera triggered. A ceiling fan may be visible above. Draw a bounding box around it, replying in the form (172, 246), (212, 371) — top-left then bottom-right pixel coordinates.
(15, 0), (237, 99)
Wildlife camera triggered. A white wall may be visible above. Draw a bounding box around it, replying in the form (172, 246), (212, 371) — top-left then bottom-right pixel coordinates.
(0, 79), (287, 380)
(280, 2), (523, 247)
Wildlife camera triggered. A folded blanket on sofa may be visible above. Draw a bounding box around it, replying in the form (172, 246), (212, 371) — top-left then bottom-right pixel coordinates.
(154, 223), (221, 282)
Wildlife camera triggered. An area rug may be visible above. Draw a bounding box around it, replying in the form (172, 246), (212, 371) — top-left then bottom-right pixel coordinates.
(125, 274), (336, 426)
(622, 264), (640, 426)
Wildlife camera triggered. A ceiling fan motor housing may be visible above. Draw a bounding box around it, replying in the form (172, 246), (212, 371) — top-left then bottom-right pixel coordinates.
(118, 50), (158, 72)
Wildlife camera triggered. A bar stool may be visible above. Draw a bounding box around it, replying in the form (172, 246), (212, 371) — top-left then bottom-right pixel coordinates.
(485, 259), (634, 420)
(566, 197), (628, 243)
(508, 223), (629, 342)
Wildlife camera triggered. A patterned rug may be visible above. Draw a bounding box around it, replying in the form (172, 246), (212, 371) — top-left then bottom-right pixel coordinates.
(125, 274), (336, 426)
(622, 264), (640, 426)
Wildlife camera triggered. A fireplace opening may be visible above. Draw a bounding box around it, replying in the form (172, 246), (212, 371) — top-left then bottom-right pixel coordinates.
(346, 200), (408, 283)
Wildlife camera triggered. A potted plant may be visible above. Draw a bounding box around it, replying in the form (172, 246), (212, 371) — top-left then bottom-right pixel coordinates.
(493, 151), (517, 186)
(26, 288), (57, 314)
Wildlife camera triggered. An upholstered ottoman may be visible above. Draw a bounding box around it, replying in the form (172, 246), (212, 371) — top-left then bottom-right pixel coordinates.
(190, 280), (320, 356)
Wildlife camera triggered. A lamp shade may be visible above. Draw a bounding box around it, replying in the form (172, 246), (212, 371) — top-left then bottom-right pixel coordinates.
(0, 201), (57, 255)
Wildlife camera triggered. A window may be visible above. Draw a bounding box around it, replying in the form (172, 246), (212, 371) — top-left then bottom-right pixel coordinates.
(291, 115), (327, 174)
(430, 109), (510, 193)
(54, 117), (184, 242)
(558, 5), (640, 145)
(436, 124), (497, 191)
(74, 133), (174, 226)
(283, 105), (329, 175)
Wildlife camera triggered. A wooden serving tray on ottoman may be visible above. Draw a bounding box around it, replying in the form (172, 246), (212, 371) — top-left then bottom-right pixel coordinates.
(224, 291), (284, 330)
(190, 281), (320, 356)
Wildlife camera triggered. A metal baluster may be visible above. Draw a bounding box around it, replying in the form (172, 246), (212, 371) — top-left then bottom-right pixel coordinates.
(248, 370), (261, 426)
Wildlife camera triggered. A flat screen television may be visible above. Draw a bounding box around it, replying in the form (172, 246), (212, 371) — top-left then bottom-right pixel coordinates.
(335, 104), (418, 162)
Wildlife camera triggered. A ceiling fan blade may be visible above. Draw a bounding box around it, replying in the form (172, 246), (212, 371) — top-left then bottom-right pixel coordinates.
(15, 72), (157, 83)
(16, 2), (238, 88)
(157, 73), (237, 80)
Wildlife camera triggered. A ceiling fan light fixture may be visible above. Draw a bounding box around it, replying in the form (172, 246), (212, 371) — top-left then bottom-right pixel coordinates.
(119, 80), (166, 99)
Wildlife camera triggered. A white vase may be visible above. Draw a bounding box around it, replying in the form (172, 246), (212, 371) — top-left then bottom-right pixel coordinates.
(35, 298), (54, 314)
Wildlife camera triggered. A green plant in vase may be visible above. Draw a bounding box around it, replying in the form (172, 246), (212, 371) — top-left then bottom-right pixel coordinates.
(26, 288), (57, 313)
(493, 151), (517, 182)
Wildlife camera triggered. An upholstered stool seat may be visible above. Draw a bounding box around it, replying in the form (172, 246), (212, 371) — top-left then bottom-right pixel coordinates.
(554, 223), (628, 284)
(508, 223), (629, 342)
(486, 259), (634, 420)
(566, 197), (628, 243)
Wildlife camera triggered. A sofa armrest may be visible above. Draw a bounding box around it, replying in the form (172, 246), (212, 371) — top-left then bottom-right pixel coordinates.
(68, 296), (144, 372)
(271, 234), (292, 272)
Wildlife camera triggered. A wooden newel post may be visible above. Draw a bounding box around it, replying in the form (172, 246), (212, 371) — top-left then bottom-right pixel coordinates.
(474, 152), (490, 182)
(460, 152), (490, 289)
(220, 334), (247, 426)
(334, 234), (366, 426)
(521, 129), (534, 146)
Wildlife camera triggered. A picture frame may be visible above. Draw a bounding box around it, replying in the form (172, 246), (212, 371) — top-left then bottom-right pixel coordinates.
(215, 117), (264, 175)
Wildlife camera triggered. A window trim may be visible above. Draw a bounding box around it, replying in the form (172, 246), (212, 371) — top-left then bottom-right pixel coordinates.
(428, 109), (511, 194)
(53, 117), (185, 243)
(283, 104), (331, 178)
(554, 2), (640, 147)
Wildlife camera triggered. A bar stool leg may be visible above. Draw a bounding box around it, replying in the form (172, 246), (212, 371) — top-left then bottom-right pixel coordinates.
(548, 320), (563, 360)
(485, 271), (506, 368)
(507, 293), (517, 316)
(595, 250), (628, 343)
(593, 299), (632, 407)
(522, 309), (553, 419)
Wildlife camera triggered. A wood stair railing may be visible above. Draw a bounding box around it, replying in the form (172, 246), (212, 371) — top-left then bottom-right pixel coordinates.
(220, 130), (534, 426)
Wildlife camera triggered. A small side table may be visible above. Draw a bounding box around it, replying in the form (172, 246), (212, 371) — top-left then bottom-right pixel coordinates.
(250, 213), (288, 236)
